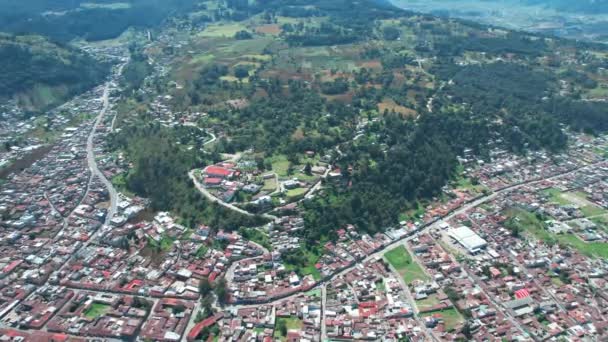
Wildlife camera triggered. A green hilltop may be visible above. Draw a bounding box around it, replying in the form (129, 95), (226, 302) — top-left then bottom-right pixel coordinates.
(0, 33), (110, 112)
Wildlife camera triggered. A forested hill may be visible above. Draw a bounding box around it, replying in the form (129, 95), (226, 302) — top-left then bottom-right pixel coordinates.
(0, 0), (200, 42)
(0, 34), (109, 111)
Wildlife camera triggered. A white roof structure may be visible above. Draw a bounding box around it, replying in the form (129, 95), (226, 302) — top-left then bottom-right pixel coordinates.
(448, 226), (487, 254)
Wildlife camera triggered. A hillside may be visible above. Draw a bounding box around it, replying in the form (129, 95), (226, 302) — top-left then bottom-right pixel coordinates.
(0, 0), (200, 42)
(104, 0), (608, 237)
(0, 34), (109, 111)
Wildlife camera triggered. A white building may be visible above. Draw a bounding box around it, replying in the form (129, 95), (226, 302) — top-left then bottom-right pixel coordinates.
(448, 226), (487, 254)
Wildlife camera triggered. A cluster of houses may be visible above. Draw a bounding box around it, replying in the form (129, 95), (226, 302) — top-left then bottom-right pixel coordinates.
(0, 79), (113, 175)
(208, 293), (322, 341)
(325, 259), (427, 341)
(428, 157), (608, 340)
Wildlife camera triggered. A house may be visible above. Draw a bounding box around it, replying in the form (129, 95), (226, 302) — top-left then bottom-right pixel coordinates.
(204, 166), (234, 179)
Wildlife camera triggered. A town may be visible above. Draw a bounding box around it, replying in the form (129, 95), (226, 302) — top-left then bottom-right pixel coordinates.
(1, 1), (608, 341)
(1, 48), (607, 339)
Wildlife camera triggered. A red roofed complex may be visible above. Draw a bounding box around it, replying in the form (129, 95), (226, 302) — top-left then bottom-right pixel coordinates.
(514, 288), (530, 299)
(186, 313), (223, 342)
(204, 166), (233, 179)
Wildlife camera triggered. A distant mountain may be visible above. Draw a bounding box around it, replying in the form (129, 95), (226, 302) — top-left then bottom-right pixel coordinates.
(523, 0), (608, 14)
(0, 34), (109, 111)
(0, 0), (200, 42)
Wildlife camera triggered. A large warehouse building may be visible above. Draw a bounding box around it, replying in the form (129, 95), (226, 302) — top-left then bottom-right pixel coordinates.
(448, 226), (487, 254)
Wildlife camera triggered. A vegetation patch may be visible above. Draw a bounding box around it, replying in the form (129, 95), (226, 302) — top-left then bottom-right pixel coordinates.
(274, 316), (303, 340)
(384, 246), (429, 284)
(377, 98), (416, 117)
(84, 303), (111, 319)
(255, 24), (281, 35)
(286, 187), (308, 200)
(200, 23), (248, 38)
(506, 208), (608, 259)
(416, 294), (441, 311)
(420, 308), (464, 332)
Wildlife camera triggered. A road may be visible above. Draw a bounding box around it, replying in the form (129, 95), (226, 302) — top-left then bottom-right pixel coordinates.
(87, 83), (119, 226)
(0, 78), (123, 332)
(221, 159), (605, 309)
(386, 248), (439, 342)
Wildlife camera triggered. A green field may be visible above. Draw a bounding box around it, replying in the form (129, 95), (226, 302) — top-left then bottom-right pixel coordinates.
(416, 294), (441, 311)
(286, 187), (308, 200)
(421, 308), (464, 332)
(270, 155), (290, 177)
(543, 188), (572, 205)
(543, 189), (607, 217)
(384, 246), (429, 284)
(84, 303), (111, 319)
(274, 317), (303, 340)
(189, 53), (215, 65)
(262, 177), (277, 192)
(239, 227), (272, 251)
(507, 208), (608, 259)
(284, 248), (322, 280)
(199, 23), (248, 37)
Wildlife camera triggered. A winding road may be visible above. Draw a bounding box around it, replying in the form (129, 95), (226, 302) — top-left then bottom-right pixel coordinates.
(189, 169), (277, 221)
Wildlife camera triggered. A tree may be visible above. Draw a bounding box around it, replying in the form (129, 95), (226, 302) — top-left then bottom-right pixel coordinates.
(214, 278), (228, 304)
(304, 162), (312, 176)
(199, 278), (212, 297)
(277, 319), (287, 336)
(234, 30), (253, 39)
(234, 65), (250, 80)
(383, 26), (400, 41)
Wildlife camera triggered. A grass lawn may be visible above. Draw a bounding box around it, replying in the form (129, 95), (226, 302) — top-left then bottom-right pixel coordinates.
(399, 202), (425, 223)
(286, 187), (308, 200)
(199, 23), (247, 37)
(270, 155), (290, 177)
(306, 289), (321, 297)
(416, 294), (441, 311)
(293, 171), (318, 183)
(375, 280), (386, 293)
(384, 246), (429, 284)
(189, 53), (215, 65)
(84, 303), (111, 319)
(421, 308), (464, 332)
(241, 54), (272, 62)
(195, 245), (208, 259)
(592, 215), (608, 231)
(543, 188), (571, 205)
(262, 177), (277, 192)
(284, 249), (322, 281)
(543, 189), (607, 217)
(239, 228), (272, 251)
(274, 317), (303, 340)
(148, 235), (175, 252)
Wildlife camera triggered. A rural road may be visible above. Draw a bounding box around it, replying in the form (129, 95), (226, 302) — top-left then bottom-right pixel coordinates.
(189, 169), (277, 220)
